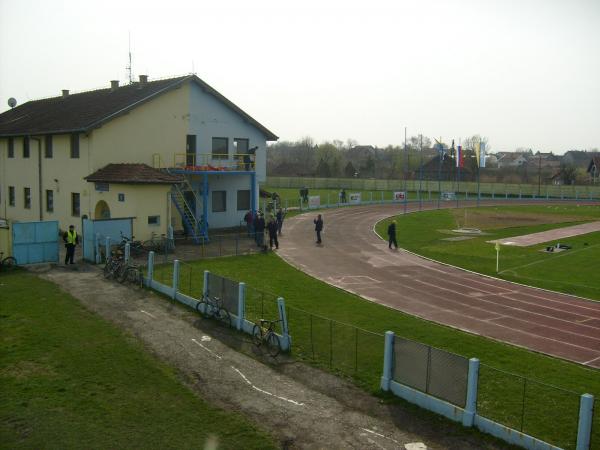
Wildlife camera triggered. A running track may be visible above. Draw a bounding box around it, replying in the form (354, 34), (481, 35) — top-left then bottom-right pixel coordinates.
(278, 202), (600, 369)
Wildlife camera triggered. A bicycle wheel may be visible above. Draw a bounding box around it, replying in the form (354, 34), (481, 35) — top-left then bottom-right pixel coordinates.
(266, 332), (281, 357)
(2, 257), (17, 270)
(103, 260), (113, 278)
(217, 308), (231, 328)
(117, 265), (130, 283)
(252, 324), (263, 347)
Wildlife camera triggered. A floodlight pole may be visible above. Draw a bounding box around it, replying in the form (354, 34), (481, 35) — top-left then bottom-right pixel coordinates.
(419, 135), (423, 210)
(404, 127), (408, 214)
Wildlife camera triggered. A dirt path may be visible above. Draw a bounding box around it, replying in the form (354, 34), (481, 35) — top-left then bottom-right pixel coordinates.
(40, 265), (507, 450)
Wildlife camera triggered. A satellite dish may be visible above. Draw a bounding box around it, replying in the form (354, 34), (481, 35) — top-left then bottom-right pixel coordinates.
(7, 98), (17, 108)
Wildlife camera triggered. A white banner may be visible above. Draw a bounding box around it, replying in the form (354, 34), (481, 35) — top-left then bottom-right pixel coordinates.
(349, 192), (361, 204)
(442, 192), (456, 201)
(308, 195), (321, 209)
(394, 191), (406, 201)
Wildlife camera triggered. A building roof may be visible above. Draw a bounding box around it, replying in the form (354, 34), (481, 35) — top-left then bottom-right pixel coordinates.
(587, 156), (600, 173)
(0, 75), (278, 141)
(84, 164), (183, 184)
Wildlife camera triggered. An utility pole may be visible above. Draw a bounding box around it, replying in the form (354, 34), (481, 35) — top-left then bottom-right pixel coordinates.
(419, 134), (423, 210)
(537, 150), (541, 197)
(404, 127), (408, 214)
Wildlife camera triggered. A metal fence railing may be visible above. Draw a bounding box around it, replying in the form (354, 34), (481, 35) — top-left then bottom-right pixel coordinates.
(477, 364), (582, 450)
(392, 336), (469, 407)
(206, 272), (240, 315)
(244, 286), (281, 335)
(286, 305), (385, 389)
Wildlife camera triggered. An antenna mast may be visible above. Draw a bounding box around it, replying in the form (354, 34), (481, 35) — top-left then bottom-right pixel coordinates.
(126, 32), (133, 84)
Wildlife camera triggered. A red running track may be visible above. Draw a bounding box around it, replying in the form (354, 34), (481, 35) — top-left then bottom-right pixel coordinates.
(278, 202), (600, 368)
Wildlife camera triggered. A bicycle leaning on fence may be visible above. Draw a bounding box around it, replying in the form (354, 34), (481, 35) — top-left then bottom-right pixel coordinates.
(252, 319), (282, 357)
(0, 252), (17, 272)
(197, 295), (232, 328)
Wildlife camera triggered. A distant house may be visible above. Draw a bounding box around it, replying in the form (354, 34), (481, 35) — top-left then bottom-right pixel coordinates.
(587, 156), (600, 184)
(497, 152), (528, 168)
(562, 150), (600, 168)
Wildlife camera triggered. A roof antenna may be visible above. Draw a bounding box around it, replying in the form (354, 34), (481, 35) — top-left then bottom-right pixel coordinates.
(126, 32), (134, 84)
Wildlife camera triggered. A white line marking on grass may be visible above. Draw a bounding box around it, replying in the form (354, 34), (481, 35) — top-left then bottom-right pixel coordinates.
(583, 355), (600, 365)
(140, 310), (156, 319)
(231, 366), (305, 406)
(360, 428), (404, 447)
(499, 243), (600, 275)
(191, 338), (222, 360)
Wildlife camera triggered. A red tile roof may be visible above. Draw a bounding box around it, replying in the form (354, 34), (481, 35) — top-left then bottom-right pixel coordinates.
(84, 164), (183, 184)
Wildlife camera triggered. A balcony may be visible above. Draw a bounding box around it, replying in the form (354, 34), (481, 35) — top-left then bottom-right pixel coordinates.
(153, 153), (255, 172)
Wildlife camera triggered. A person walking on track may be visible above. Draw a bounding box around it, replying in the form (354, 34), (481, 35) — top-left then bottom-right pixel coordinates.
(267, 217), (279, 250)
(387, 220), (398, 249)
(314, 214), (324, 244)
(63, 224), (79, 264)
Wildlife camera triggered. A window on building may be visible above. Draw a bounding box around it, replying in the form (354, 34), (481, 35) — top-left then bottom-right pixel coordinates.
(186, 135), (196, 165)
(212, 190), (226, 212)
(8, 138), (14, 158)
(9, 186), (15, 206)
(70, 134), (79, 158)
(46, 190), (54, 212)
(234, 138), (249, 155)
(95, 182), (109, 192)
(237, 190), (250, 211)
(24, 187), (31, 209)
(147, 215), (160, 226)
(45, 135), (53, 158)
(118, 193), (125, 202)
(71, 192), (80, 216)
(23, 137), (30, 158)
(212, 137), (228, 160)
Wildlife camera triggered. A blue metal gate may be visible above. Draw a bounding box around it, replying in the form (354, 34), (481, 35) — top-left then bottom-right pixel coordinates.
(12, 221), (59, 265)
(82, 218), (133, 263)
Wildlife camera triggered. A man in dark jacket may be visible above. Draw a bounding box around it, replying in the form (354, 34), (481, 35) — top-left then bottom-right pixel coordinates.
(255, 213), (266, 248)
(267, 217), (279, 250)
(314, 214), (324, 244)
(387, 220), (398, 249)
(276, 208), (285, 235)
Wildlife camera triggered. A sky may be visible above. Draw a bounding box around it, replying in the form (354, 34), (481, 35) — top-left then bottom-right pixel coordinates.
(1, 0), (599, 153)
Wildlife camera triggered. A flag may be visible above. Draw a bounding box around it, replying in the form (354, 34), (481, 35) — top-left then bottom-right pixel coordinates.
(456, 145), (464, 168)
(475, 141), (481, 167)
(479, 142), (486, 168)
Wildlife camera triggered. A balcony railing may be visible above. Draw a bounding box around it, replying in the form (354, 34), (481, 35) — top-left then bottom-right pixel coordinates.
(171, 153), (255, 171)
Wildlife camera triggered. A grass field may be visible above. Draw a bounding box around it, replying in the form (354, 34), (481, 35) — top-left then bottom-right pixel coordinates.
(375, 204), (600, 301)
(154, 251), (600, 449)
(0, 271), (277, 450)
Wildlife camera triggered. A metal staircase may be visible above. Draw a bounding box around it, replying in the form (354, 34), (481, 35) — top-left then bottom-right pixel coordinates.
(170, 179), (206, 244)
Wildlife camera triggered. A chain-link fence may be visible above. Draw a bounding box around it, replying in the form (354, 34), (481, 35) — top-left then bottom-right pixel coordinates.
(286, 306), (385, 390)
(244, 286), (281, 335)
(206, 272), (240, 315)
(477, 364), (581, 450)
(176, 261), (203, 299)
(392, 336), (469, 407)
(153, 261), (174, 287)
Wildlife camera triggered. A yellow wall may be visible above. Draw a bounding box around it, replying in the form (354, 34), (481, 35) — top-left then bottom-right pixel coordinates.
(0, 226), (11, 257)
(89, 183), (171, 240)
(90, 83), (190, 169)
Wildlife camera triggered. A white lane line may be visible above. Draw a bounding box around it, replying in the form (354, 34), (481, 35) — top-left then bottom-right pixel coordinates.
(360, 428), (404, 447)
(231, 366), (305, 406)
(140, 310), (156, 319)
(583, 355), (600, 365)
(191, 338), (222, 360)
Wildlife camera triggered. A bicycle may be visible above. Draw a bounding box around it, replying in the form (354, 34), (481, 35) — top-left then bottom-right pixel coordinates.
(252, 319), (282, 357)
(196, 295), (232, 328)
(0, 252), (17, 272)
(118, 231), (145, 257)
(143, 232), (170, 255)
(103, 254), (126, 279)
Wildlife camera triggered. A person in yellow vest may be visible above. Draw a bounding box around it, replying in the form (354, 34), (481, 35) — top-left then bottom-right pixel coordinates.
(63, 225), (79, 265)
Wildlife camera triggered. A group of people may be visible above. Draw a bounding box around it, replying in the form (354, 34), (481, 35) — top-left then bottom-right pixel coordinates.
(244, 208), (286, 251)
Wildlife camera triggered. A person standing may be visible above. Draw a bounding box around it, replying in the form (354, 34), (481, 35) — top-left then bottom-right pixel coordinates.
(244, 210), (254, 237)
(255, 213), (266, 249)
(63, 224), (79, 264)
(276, 208), (285, 235)
(314, 214), (324, 244)
(387, 220), (398, 249)
(267, 217), (279, 250)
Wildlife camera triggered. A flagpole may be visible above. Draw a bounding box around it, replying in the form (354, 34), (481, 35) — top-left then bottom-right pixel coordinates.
(477, 138), (481, 207)
(437, 137), (442, 210)
(457, 139), (461, 208)
(404, 126), (408, 214)
(419, 134), (423, 210)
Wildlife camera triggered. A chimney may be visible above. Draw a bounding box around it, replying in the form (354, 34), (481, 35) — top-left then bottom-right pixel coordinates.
(139, 75), (148, 87)
(62, 89), (69, 98)
(110, 80), (119, 91)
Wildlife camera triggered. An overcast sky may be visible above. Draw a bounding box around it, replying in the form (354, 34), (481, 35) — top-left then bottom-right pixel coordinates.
(1, 0), (599, 153)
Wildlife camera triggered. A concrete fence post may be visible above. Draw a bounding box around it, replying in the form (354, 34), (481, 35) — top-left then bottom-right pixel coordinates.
(277, 297), (290, 350)
(381, 331), (395, 391)
(104, 237), (111, 262)
(124, 242), (130, 262)
(237, 282), (246, 331)
(95, 233), (101, 264)
(462, 358), (480, 427)
(576, 394), (594, 450)
(147, 251), (155, 285)
(172, 260), (180, 299)
(203, 270), (209, 300)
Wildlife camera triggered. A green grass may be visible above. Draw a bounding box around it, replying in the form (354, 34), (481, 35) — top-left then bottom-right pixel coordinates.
(154, 250), (600, 450)
(0, 271), (277, 450)
(375, 204), (600, 300)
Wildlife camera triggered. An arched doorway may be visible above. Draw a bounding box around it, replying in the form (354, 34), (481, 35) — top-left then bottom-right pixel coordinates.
(94, 200), (111, 219)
